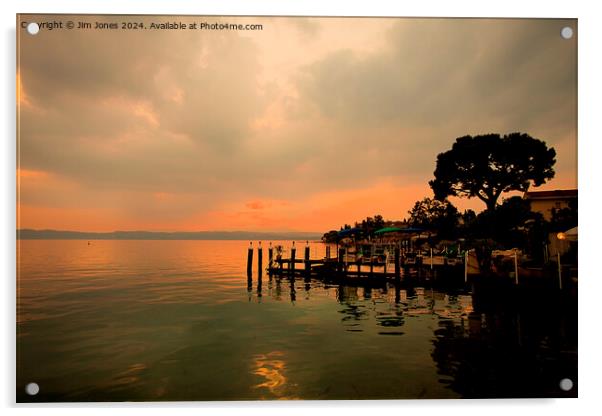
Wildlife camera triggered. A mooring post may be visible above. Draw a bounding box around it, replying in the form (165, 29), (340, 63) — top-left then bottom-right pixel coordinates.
(557, 252), (563, 290)
(430, 248), (433, 270)
(394, 247), (400, 280)
(247, 241), (253, 278)
(304, 241), (310, 274)
(258, 241), (263, 278)
(338, 247), (345, 273)
(464, 250), (468, 283)
(257, 243), (263, 298)
(290, 241), (296, 275)
(268, 242), (273, 268)
(514, 249), (519, 285)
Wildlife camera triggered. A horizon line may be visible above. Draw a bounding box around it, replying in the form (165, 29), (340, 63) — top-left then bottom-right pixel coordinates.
(17, 229), (325, 240)
(17, 228), (324, 233)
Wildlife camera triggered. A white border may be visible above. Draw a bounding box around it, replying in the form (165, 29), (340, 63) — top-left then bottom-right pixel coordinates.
(3, 1), (601, 415)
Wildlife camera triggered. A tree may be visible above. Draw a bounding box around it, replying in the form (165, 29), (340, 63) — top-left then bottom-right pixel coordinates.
(429, 133), (556, 212)
(373, 214), (385, 230)
(549, 199), (577, 232)
(461, 209), (477, 225)
(466, 196), (546, 252)
(322, 230), (340, 243)
(354, 215), (386, 238)
(408, 197), (460, 239)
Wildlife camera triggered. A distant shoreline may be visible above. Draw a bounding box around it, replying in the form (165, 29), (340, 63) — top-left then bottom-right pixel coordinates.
(17, 229), (323, 241)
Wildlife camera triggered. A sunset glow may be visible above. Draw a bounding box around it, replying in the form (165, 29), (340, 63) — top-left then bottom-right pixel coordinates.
(17, 16), (577, 233)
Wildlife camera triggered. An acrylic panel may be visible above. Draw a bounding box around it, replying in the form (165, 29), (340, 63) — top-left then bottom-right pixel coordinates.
(16, 14), (578, 402)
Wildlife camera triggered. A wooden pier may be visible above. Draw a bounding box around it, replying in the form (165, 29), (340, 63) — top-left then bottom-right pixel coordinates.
(245, 242), (574, 293)
(246, 241), (467, 284)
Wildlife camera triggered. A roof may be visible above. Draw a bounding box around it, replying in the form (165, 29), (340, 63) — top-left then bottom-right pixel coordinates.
(523, 189), (578, 200)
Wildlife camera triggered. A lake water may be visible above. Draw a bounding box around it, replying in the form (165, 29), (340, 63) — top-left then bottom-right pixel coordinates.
(16, 240), (577, 401)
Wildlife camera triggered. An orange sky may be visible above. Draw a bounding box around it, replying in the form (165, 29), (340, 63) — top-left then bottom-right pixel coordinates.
(17, 16), (577, 232)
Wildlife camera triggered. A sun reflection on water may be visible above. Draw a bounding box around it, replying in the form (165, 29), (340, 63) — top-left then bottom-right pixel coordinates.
(251, 351), (297, 399)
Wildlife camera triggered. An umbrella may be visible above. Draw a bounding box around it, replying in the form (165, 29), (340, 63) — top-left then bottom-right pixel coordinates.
(374, 227), (402, 235)
(399, 227), (425, 233)
(338, 227), (361, 237)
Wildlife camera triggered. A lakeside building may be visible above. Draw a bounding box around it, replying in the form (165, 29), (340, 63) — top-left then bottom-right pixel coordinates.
(523, 189), (577, 221)
(524, 189), (578, 259)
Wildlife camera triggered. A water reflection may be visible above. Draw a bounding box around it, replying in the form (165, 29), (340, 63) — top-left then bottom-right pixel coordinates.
(431, 291), (577, 398)
(108, 363), (148, 391)
(17, 240), (577, 401)
(289, 277), (296, 304)
(252, 351), (295, 399)
(256, 274), (577, 398)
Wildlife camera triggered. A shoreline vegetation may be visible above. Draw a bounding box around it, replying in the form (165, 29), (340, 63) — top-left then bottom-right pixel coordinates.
(320, 133), (577, 269)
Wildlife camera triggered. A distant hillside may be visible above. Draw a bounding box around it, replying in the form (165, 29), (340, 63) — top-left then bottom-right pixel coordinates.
(17, 229), (322, 241)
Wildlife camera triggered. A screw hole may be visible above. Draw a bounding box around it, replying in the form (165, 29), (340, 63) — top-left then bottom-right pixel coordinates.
(560, 26), (573, 40)
(559, 378), (573, 391)
(26, 22), (40, 36)
(25, 382), (39, 396)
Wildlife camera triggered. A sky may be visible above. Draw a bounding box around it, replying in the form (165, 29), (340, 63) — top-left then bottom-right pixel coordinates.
(17, 16), (577, 232)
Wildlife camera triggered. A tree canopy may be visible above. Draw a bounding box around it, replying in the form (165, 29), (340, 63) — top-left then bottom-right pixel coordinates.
(407, 197), (459, 239)
(321, 215), (389, 243)
(355, 215), (386, 236)
(429, 133), (556, 211)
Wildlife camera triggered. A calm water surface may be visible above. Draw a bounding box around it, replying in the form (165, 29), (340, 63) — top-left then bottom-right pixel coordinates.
(17, 240), (577, 401)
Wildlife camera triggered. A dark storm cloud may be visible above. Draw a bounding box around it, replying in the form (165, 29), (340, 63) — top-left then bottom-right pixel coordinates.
(296, 18), (577, 178)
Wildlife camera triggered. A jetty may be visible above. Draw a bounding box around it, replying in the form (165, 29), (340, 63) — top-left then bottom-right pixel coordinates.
(246, 241), (471, 283)
(245, 241), (575, 293)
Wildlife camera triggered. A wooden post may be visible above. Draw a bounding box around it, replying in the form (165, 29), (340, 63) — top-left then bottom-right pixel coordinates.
(257, 243), (263, 297)
(257, 241), (263, 278)
(464, 250), (468, 283)
(304, 242), (310, 274)
(557, 252), (563, 290)
(514, 249), (519, 285)
(268, 243), (273, 268)
(344, 247), (348, 271)
(290, 242), (296, 275)
(394, 247), (400, 280)
(268, 243), (273, 278)
(338, 248), (345, 273)
(430, 248), (433, 270)
(247, 242), (253, 278)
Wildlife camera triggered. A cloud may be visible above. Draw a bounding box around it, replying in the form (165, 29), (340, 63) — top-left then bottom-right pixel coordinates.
(19, 16), (266, 189)
(17, 16), (577, 231)
(295, 19), (577, 176)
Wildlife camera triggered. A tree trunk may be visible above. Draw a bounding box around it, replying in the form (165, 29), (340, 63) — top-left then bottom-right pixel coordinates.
(485, 198), (497, 212)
